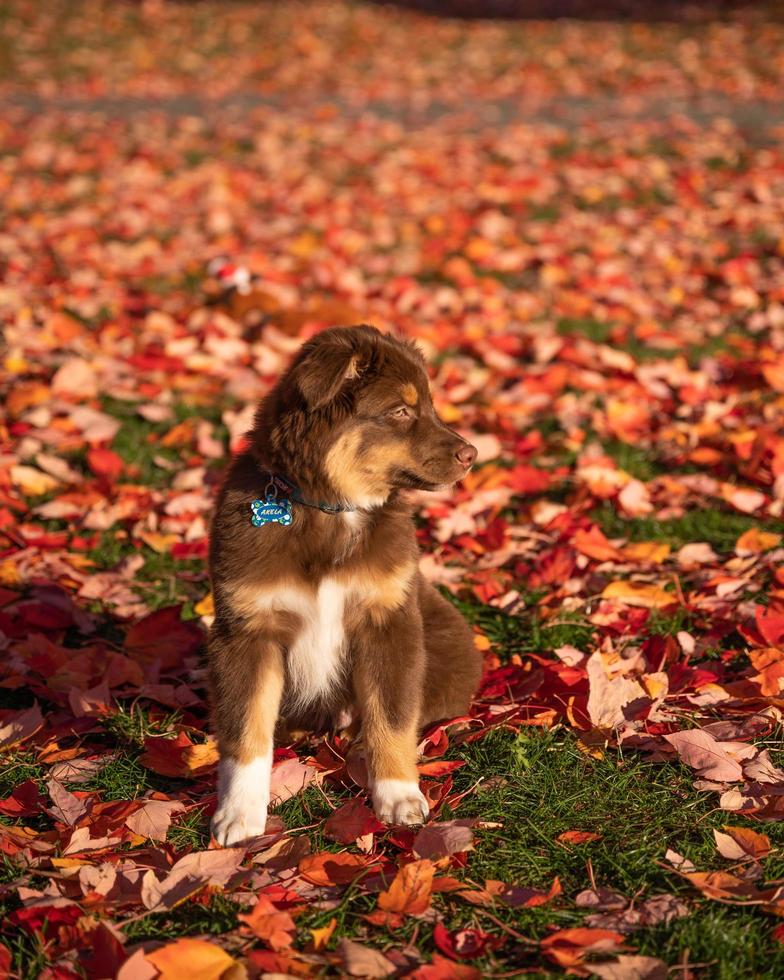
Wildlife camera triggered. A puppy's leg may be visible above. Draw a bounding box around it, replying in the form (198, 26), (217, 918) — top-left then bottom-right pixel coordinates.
(418, 578), (482, 727)
(209, 623), (284, 846)
(354, 612), (429, 826)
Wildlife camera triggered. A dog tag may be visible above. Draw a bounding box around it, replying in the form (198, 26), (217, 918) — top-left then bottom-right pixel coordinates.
(251, 494), (292, 527)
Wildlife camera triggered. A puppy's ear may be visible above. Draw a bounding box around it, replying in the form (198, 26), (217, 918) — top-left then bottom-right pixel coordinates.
(296, 345), (363, 410)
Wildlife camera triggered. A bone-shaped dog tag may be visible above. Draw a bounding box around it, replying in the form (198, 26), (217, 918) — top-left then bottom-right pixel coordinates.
(250, 494), (293, 527)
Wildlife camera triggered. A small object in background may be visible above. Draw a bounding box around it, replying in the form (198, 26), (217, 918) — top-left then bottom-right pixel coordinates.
(204, 256), (285, 335)
(207, 257), (252, 296)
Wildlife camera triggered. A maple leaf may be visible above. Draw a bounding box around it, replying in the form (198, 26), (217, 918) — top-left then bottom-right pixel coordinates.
(0, 704), (44, 751)
(378, 859), (435, 916)
(714, 826), (771, 862)
(601, 581), (675, 609)
(298, 851), (377, 886)
(664, 729), (744, 782)
(337, 938), (395, 978)
(141, 848), (245, 910)
(145, 938), (243, 979)
(324, 797), (385, 844)
(140, 732), (218, 779)
(238, 892), (297, 950)
(125, 798), (186, 842)
(412, 820), (475, 860)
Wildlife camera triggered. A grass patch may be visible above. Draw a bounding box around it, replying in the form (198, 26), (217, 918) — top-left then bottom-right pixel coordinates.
(592, 504), (784, 553)
(437, 728), (784, 977)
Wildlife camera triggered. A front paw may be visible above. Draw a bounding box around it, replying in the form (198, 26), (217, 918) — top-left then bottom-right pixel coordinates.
(211, 798), (269, 847)
(372, 779), (429, 826)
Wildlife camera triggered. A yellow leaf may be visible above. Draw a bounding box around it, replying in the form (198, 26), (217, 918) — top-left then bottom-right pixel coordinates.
(642, 671), (669, 700)
(10, 465), (60, 496)
(51, 857), (89, 869)
(195, 593), (215, 617)
(602, 580), (675, 609)
(138, 530), (179, 554)
(310, 917), (337, 951)
(439, 403), (462, 424)
(735, 528), (782, 555)
(623, 541), (671, 564)
(576, 737), (605, 760)
(184, 737), (219, 774)
(0, 562), (22, 587)
(146, 938), (244, 980)
(464, 237), (493, 261)
(289, 231), (320, 258)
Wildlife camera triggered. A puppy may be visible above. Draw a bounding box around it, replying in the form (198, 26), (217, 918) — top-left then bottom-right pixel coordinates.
(208, 325), (482, 846)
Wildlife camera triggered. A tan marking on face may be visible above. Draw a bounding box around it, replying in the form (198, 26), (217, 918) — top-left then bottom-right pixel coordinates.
(325, 429), (394, 506)
(401, 383), (418, 406)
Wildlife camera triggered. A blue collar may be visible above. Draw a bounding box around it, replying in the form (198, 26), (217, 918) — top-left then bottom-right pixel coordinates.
(264, 473), (356, 514)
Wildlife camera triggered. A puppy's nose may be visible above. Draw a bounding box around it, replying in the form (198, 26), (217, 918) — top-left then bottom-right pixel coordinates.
(455, 443), (477, 468)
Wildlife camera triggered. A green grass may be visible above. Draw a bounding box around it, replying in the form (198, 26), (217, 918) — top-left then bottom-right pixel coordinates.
(592, 503), (784, 553)
(438, 729), (784, 978)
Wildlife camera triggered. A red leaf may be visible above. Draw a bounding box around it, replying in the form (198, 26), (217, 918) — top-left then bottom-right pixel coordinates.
(139, 732), (218, 779)
(756, 605), (784, 647)
(324, 797), (385, 844)
(433, 922), (505, 960)
(86, 447), (125, 481)
(125, 606), (203, 668)
(0, 779), (44, 817)
(410, 954), (482, 979)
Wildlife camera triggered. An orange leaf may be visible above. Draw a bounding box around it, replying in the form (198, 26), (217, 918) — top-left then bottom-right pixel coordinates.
(557, 830), (602, 845)
(736, 528), (781, 555)
(298, 851), (375, 886)
(602, 580), (675, 609)
(541, 927), (627, 970)
(145, 938), (241, 980)
(238, 894), (296, 951)
(714, 826), (771, 862)
(572, 526), (623, 562)
(378, 859), (435, 916)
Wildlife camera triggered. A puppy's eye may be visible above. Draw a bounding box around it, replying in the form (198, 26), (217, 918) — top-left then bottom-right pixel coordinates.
(389, 406), (411, 421)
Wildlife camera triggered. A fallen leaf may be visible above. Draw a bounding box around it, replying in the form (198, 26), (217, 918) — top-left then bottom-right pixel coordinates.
(337, 938), (395, 978)
(378, 859), (435, 915)
(664, 729), (743, 782)
(125, 798), (186, 842)
(413, 820), (475, 859)
(238, 892), (296, 950)
(714, 826), (771, 861)
(145, 938), (244, 980)
(602, 581), (675, 609)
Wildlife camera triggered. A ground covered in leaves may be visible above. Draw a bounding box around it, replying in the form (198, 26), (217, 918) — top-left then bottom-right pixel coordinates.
(2, 1), (784, 977)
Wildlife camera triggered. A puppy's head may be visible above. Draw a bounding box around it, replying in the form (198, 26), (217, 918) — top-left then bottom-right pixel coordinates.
(267, 325), (476, 508)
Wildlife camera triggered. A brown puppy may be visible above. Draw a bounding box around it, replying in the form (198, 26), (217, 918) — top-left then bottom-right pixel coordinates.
(208, 325), (482, 846)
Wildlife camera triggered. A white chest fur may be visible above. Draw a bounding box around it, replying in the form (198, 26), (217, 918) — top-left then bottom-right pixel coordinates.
(253, 578), (350, 708)
(286, 578), (349, 707)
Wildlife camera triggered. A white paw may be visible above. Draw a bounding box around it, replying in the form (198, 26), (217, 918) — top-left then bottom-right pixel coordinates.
(211, 800), (268, 846)
(372, 779), (429, 826)
(212, 752), (271, 847)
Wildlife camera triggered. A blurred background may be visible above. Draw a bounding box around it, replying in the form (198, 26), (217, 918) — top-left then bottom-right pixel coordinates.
(2, 4), (784, 975)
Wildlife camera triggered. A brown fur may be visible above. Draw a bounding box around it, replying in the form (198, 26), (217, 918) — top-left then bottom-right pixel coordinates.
(208, 325), (482, 837)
